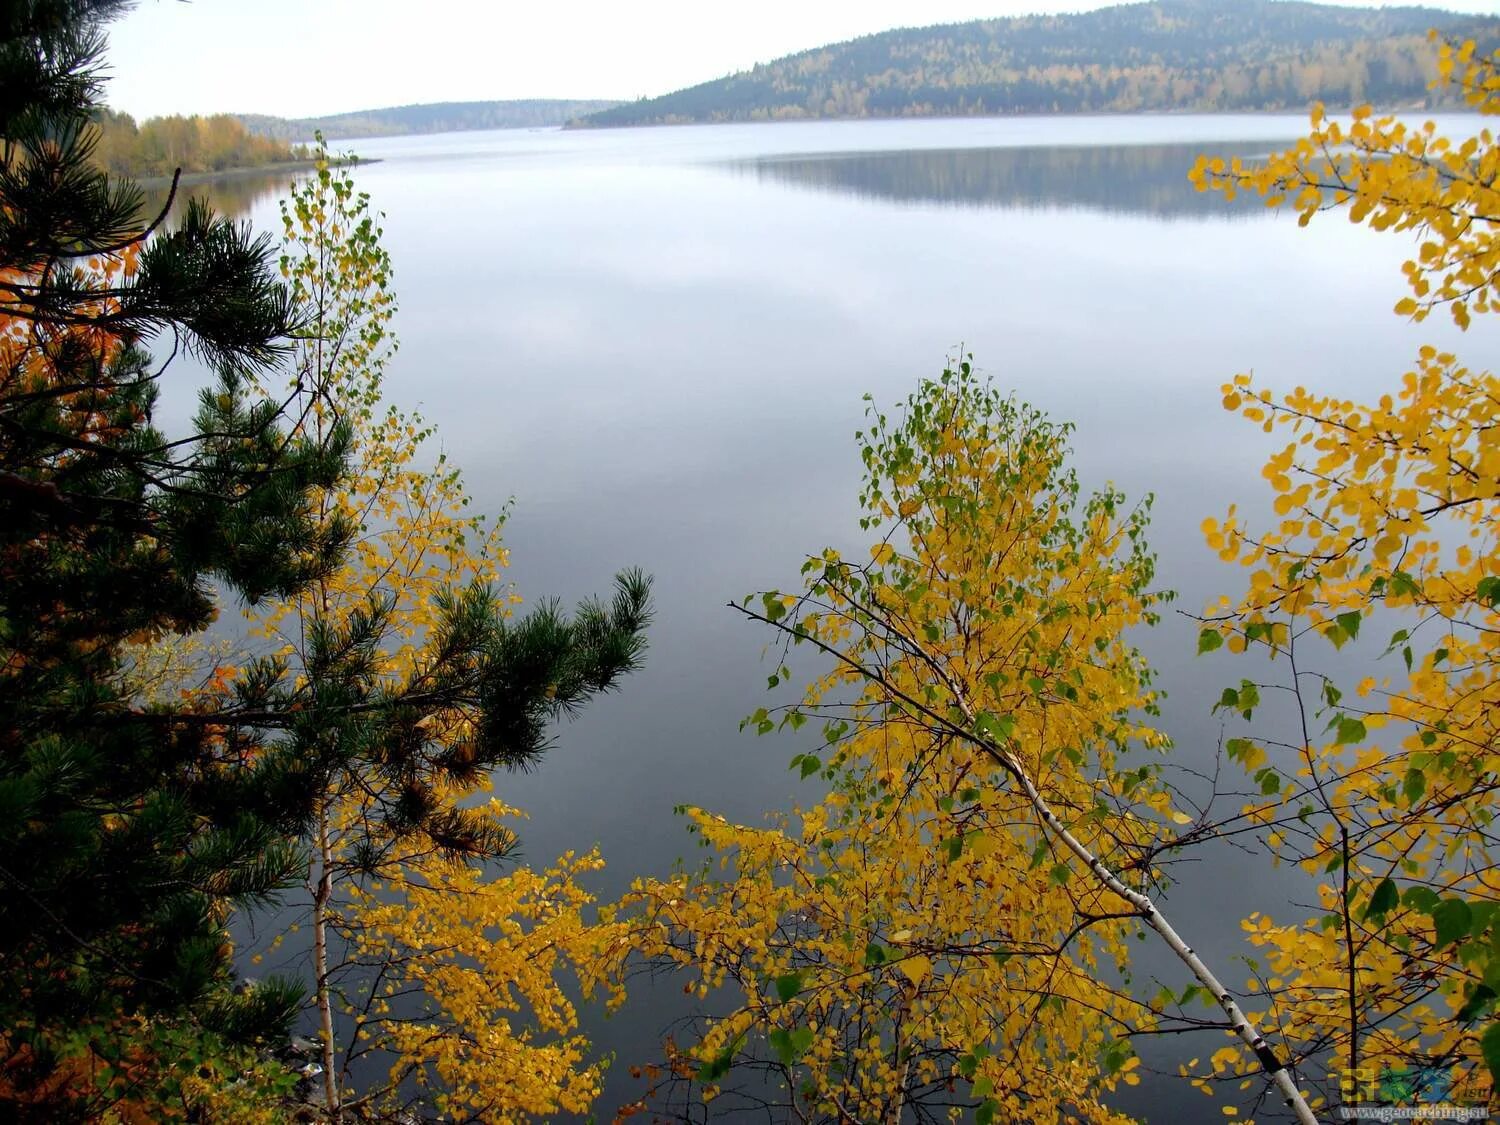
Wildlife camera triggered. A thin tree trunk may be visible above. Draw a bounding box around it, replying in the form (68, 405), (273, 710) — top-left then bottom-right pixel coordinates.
(735, 601), (1323, 1125)
(999, 746), (1319, 1125)
(312, 800), (341, 1120)
(939, 671), (1322, 1125)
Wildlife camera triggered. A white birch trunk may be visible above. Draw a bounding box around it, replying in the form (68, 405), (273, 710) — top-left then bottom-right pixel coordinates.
(991, 737), (1319, 1125)
(311, 802), (341, 1120)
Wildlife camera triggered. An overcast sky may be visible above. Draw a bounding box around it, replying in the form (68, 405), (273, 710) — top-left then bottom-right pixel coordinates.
(103, 0), (1500, 120)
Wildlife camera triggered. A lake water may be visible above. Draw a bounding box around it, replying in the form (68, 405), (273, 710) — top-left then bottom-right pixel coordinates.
(197, 115), (1494, 1120)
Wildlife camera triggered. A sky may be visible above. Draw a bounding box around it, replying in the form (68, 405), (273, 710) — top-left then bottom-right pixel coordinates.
(104, 0), (1500, 120)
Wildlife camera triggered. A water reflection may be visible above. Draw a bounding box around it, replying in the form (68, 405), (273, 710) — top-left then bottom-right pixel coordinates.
(140, 167), (302, 227)
(177, 116), (1485, 1120)
(731, 141), (1275, 217)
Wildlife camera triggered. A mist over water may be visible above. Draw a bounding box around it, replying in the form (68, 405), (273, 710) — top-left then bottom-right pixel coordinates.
(186, 114), (1496, 1120)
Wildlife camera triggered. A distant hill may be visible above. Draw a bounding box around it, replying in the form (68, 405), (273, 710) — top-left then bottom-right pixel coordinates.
(578, 0), (1500, 127)
(238, 100), (623, 142)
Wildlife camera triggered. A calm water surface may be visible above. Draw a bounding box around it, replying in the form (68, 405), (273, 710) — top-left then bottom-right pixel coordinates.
(195, 115), (1494, 1119)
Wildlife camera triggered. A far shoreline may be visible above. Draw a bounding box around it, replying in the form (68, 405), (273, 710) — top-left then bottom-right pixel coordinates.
(136, 155), (381, 187)
(562, 100), (1457, 131)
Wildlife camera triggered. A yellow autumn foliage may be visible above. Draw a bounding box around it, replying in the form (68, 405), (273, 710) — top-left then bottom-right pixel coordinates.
(1195, 35), (1500, 1112)
(596, 369), (1172, 1122)
(238, 151), (614, 1121)
(348, 827), (619, 1120)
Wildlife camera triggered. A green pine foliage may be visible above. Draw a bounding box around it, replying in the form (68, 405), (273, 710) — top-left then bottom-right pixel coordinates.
(0, 1), (352, 1115)
(0, 2), (651, 1117)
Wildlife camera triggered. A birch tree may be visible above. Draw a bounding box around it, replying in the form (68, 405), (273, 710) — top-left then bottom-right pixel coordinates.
(596, 365), (1319, 1123)
(236, 149), (649, 1120)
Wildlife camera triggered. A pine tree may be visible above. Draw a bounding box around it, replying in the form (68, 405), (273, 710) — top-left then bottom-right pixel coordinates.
(0, 4), (651, 1116)
(0, 1), (353, 1113)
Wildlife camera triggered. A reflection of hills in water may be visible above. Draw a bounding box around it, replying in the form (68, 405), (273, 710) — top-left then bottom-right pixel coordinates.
(140, 168), (302, 227)
(732, 141), (1285, 218)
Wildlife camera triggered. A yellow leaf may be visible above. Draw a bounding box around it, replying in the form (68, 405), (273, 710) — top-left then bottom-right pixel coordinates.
(899, 955), (932, 985)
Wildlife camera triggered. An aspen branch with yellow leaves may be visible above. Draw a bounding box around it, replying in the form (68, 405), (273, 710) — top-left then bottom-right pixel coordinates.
(593, 364), (1321, 1123)
(1187, 32), (1500, 1119)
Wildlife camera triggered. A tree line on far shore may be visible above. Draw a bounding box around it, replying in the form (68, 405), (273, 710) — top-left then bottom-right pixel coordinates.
(90, 108), (308, 178)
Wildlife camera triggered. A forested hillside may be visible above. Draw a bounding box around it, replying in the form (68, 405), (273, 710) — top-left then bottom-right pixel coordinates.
(239, 99), (622, 141)
(579, 0), (1500, 126)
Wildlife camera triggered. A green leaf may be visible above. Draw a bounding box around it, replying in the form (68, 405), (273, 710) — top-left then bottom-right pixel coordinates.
(1482, 1021), (1500, 1088)
(1028, 837), (1052, 869)
(1433, 899), (1474, 949)
(1404, 886), (1440, 913)
(976, 1100), (997, 1125)
(1337, 611), (1360, 637)
(775, 972), (804, 1003)
(1198, 628), (1224, 654)
(800, 756), (820, 780)
(1364, 877), (1399, 920)
(768, 1028), (795, 1064)
(762, 591), (787, 623)
(1389, 570), (1420, 598)
(696, 1044), (735, 1082)
(1457, 984), (1497, 1024)
(1245, 621), (1276, 645)
(863, 942), (887, 967)
(1100, 1039), (1133, 1074)
(1477, 575), (1500, 608)
(1235, 680), (1260, 718)
(975, 712), (1016, 742)
(1335, 716), (1367, 745)
(768, 1026), (814, 1065)
(1403, 768), (1426, 803)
